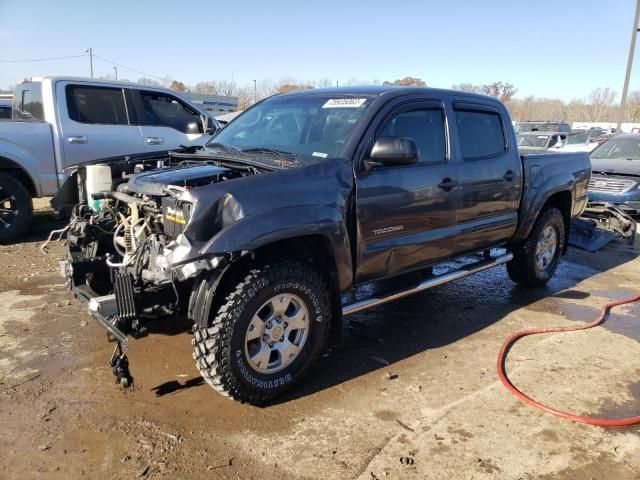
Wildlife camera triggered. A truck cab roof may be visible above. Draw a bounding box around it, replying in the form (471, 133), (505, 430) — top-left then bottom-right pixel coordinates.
(23, 76), (180, 95)
(278, 85), (503, 104)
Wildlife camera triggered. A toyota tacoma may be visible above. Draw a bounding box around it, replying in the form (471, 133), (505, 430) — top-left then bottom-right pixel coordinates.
(57, 86), (593, 404)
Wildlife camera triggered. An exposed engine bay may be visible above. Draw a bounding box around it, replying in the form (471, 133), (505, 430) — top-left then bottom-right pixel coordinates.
(54, 152), (267, 384)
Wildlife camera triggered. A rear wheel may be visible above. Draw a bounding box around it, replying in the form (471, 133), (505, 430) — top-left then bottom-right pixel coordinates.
(507, 207), (564, 287)
(0, 172), (33, 244)
(192, 261), (331, 404)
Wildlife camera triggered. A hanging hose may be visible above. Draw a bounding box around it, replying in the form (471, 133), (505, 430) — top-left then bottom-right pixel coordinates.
(497, 291), (640, 427)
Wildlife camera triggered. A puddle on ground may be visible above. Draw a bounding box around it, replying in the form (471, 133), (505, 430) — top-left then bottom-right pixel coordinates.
(556, 299), (640, 342)
(589, 289), (638, 301)
(594, 381), (640, 420)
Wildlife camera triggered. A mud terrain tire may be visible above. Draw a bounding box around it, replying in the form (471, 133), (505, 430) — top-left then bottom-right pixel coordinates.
(192, 262), (331, 404)
(507, 207), (565, 287)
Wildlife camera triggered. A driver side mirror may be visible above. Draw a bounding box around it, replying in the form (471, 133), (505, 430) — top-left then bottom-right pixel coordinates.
(186, 122), (201, 134)
(366, 137), (418, 168)
(202, 115), (218, 135)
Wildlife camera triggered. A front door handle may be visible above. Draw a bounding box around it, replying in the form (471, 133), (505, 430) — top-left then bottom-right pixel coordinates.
(437, 177), (458, 192)
(67, 135), (88, 144)
(146, 136), (164, 145)
(503, 170), (516, 181)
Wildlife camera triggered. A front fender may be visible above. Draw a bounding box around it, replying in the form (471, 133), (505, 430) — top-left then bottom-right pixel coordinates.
(200, 205), (353, 291)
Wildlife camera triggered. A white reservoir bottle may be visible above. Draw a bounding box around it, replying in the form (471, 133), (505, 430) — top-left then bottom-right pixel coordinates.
(85, 164), (112, 212)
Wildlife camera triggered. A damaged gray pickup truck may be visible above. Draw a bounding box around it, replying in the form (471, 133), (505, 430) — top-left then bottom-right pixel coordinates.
(58, 87), (593, 404)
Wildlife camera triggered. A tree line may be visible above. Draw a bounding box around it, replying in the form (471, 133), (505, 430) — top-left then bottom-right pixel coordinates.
(141, 76), (640, 122)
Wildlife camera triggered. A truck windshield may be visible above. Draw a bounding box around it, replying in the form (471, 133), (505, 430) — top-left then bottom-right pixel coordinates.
(517, 134), (549, 148)
(566, 133), (589, 145)
(591, 137), (640, 161)
(207, 95), (372, 162)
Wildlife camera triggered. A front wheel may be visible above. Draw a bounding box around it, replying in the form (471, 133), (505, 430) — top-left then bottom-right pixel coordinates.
(507, 207), (565, 287)
(192, 262), (331, 404)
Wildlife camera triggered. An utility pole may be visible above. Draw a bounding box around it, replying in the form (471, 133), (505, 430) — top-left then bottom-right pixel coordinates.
(84, 47), (94, 78)
(253, 79), (257, 104)
(113, 66), (118, 80)
(617, 0), (640, 133)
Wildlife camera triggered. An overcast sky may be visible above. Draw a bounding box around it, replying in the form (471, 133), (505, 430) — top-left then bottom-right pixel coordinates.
(0, 0), (638, 100)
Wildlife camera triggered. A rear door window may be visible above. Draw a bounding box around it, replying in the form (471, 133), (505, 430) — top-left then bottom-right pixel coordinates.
(455, 109), (506, 159)
(137, 91), (202, 133)
(66, 85), (128, 125)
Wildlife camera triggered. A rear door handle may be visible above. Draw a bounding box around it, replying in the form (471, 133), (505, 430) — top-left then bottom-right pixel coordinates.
(67, 135), (88, 144)
(146, 136), (164, 145)
(503, 170), (516, 181)
(437, 177), (458, 192)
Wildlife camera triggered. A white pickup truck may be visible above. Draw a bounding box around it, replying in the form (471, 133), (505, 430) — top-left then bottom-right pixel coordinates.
(0, 76), (220, 242)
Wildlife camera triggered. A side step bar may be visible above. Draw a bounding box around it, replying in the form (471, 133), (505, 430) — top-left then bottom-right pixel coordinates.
(342, 252), (513, 316)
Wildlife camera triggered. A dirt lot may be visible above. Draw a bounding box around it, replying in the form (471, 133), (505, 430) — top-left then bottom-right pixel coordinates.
(1, 201), (639, 479)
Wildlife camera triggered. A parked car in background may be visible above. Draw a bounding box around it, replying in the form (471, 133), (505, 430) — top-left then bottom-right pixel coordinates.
(516, 120), (571, 134)
(215, 110), (242, 126)
(0, 76), (220, 242)
(591, 132), (616, 145)
(588, 134), (640, 215)
(517, 131), (567, 154)
(0, 99), (11, 120)
(557, 131), (600, 153)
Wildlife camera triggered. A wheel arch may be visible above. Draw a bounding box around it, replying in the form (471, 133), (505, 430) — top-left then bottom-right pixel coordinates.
(512, 184), (574, 254)
(0, 156), (38, 197)
(190, 234), (345, 346)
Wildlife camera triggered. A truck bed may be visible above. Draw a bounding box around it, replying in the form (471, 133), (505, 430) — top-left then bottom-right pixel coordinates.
(513, 152), (591, 244)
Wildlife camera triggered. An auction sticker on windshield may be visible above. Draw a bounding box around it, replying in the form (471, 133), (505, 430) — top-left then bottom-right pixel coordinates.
(322, 98), (367, 108)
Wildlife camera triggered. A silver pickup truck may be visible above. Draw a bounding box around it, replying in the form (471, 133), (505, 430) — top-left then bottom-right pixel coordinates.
(0, 76), (219, 242)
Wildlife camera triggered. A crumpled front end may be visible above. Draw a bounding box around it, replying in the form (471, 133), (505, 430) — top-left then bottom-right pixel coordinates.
(588, 174), (640, 216)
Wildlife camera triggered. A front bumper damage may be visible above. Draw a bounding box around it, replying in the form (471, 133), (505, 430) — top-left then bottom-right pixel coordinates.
(87, 294), (132, 386)
(62, 238), (231, 388)
(569, 202), (637, 252)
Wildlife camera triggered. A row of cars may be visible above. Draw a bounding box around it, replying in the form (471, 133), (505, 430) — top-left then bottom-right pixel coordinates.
(516, 120), (639, 216)
(516, 121), (611, 155)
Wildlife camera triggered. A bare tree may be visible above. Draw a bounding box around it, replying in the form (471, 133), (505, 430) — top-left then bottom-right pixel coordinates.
(194, 81), (217, 95)
(383, 76), (426, 86)
(274, 81), (314, 94)
(312, 77), (334, 88)
(623, 91), (640, 121)
(480, 82), (517, 102)
(586, 87), (617, 122)
(137, 77), (161, 86)
(452, 81), (516, 102)
(451, 82), (480, 93)
(213, 80), (237, 97)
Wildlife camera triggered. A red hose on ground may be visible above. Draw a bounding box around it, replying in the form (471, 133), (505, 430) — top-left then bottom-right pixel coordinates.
(497, 291), (640, 427)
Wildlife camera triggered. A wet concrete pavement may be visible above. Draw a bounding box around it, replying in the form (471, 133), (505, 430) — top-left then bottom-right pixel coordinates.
(1, 204), (639, 479)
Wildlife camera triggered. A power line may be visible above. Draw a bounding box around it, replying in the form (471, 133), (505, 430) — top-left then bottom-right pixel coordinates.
(0, 52), (166, 83)
(0, 54), (85, 63)
(92, 54), (165, 81)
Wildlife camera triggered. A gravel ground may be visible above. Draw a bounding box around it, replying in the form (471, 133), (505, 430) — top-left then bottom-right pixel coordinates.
(0, 200), (639, 479)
